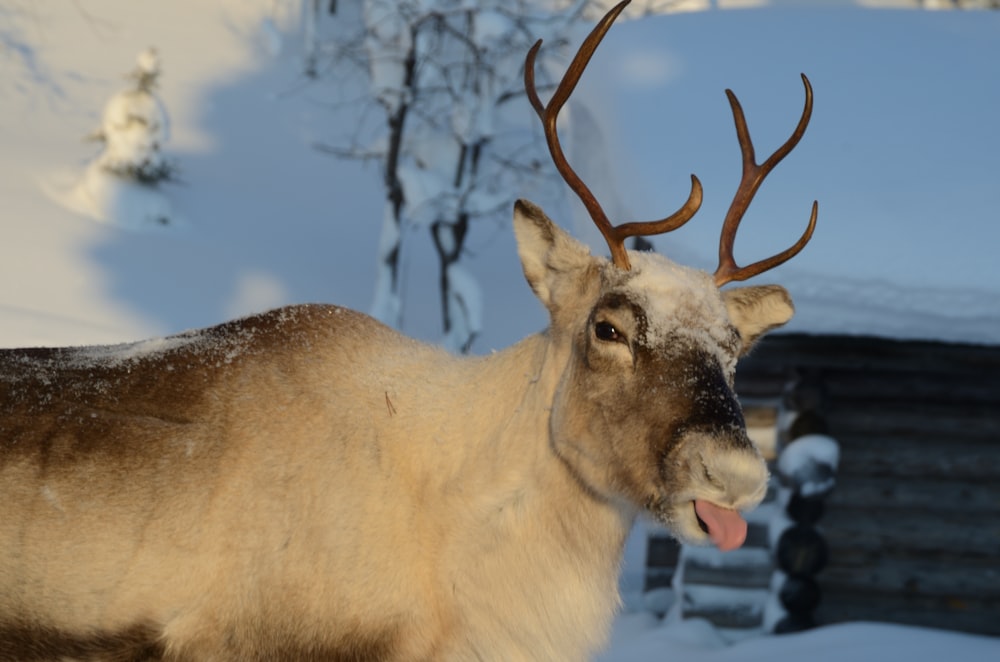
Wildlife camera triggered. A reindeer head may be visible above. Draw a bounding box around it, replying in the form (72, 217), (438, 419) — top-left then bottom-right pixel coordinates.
(517, 0), (816, 550)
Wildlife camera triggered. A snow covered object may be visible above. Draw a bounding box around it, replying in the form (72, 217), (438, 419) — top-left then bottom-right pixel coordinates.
(345, 0), (592, 350)
(71, 48), (179, 229)
(777, 433), (840, 499)
(91, 48), (174, 184)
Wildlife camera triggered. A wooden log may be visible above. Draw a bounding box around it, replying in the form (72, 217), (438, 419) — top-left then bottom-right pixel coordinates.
(682, 604), (764, 630)
(787, 493), (825, 525)
(818, 369), (1000, 407)
(832, 438), (1000, 481)
(745, 521), (771, 549)
(773, 613), (816, 634)
(816, 589), (1000, 636)
(735, 369), (793, 399)
(780, 575), (822, 613)
(826, 404), (1000, 442)
(644, 567), (675, 591)
(646, 535), (681, 568)
(683, 557), (773, 590)
(681, 585), (768, 630)
(821, 506), (1000, 558)
(777, 524), (828, 577)
(644, 535), (680, 591)
(784, 369), (828, 413)
(819, 553), (1000, 600)
(827, 476), (1000, 514)
(742, 334), (1000, 376)
(786, 410), (830, 440)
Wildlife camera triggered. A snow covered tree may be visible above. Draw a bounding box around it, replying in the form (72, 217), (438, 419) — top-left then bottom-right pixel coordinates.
(70, 47), (179, 229)
(311, 0), (596, 352)
(302, 1), (341, 78)
(89, 48), (175, 185)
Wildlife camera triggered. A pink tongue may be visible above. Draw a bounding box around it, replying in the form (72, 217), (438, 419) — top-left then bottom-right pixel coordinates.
(694, 500), (748, 552)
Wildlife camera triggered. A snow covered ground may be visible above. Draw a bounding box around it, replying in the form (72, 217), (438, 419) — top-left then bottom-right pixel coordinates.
(2, 0), (999, 659)
(597, 616), (1000, 661)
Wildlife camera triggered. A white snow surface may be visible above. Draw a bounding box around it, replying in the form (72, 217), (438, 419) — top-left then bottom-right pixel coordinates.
(2, 1), (999, 659)
(598, 617), (1000, 662)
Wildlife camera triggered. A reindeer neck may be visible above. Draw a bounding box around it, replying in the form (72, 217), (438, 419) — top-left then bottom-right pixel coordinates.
(427, 331), (632, 658)
(444, 330), (635, 576)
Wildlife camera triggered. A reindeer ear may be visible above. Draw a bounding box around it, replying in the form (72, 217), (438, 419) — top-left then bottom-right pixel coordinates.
(722, 284), (795, 354)
(513, 199), (593, 310)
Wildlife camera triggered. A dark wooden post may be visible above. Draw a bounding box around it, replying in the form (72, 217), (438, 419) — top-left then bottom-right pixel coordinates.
(773, 369), (838, 634)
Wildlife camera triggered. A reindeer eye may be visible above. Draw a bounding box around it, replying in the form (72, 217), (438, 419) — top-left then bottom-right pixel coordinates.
(595, 321), (624, 343)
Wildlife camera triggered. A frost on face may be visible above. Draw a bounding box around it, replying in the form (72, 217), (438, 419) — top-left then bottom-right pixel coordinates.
(614, 251), (739, 376)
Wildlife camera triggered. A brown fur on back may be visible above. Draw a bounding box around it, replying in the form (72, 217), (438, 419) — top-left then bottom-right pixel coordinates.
(0, 305), (412, 660)
(0, 621), (163, 662)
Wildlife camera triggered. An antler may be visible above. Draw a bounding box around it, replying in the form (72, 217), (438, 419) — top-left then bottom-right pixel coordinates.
(714, 74), (818, 287)
(524, 0), (702, 272)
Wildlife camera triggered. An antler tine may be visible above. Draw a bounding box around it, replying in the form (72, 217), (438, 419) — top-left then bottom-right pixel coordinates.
(714, 73), (818, 287)
(525, 0), (703, 271)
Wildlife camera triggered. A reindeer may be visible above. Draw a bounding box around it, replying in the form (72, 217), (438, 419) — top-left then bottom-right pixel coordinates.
(0, 2), (816, 660)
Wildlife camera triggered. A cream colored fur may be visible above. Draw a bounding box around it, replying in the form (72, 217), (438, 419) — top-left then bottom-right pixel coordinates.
(0, 200), (795, 661)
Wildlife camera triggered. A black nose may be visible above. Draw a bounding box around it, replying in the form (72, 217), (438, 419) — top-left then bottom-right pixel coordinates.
(684, 360), (745, 433)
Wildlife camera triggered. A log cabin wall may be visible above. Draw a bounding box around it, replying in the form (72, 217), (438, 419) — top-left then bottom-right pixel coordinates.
(735, 334), (1000, 636)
